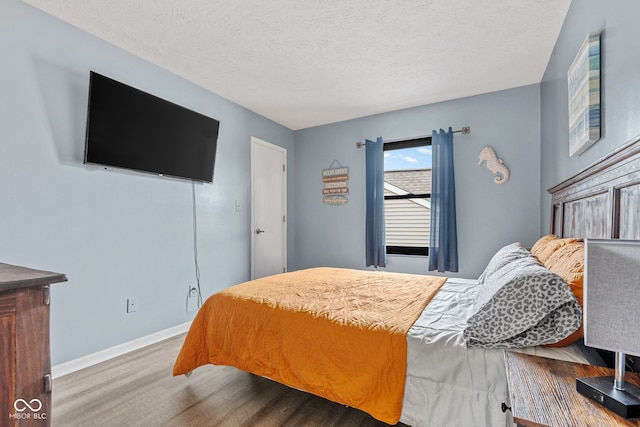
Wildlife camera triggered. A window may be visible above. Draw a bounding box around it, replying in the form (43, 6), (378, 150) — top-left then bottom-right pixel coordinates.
(383, 137), (432, 256)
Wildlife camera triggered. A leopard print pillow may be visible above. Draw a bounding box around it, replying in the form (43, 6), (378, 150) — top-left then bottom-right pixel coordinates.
(464, 263), (582, 348)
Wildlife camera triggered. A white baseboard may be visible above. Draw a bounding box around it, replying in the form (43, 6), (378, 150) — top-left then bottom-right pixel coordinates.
(51, 321), (191, 379)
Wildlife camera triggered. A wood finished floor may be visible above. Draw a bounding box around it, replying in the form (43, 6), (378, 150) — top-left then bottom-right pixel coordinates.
(52, 334), (407, 427)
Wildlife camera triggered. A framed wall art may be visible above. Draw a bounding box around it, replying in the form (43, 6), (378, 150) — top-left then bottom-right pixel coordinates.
(567, 31), (601, 157)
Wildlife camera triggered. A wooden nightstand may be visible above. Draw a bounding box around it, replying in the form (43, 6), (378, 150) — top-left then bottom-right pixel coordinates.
(0, 263), (67, 426)
(504, 351), (640, 427)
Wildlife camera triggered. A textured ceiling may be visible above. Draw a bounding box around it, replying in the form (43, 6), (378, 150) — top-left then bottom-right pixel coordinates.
(21, 0), (571, 130)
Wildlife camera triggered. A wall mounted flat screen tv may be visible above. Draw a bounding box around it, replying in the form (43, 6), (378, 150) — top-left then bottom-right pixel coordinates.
(84, 71), (219, 183)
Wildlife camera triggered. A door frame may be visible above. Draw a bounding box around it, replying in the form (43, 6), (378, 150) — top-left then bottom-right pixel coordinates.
(250, 136), (287, 279)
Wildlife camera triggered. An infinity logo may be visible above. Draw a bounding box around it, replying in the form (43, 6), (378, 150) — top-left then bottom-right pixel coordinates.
(14, 399), (42, 412)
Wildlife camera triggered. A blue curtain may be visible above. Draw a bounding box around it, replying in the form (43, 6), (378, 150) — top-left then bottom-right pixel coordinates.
(429, 128), (458, 272)
(365, 137), (386, 268)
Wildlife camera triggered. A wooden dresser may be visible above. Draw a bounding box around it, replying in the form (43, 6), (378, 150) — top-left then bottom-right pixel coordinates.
(0, 263), (67, 427)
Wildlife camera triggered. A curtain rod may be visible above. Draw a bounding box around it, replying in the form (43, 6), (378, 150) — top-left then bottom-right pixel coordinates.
(355, 126), (470, 149)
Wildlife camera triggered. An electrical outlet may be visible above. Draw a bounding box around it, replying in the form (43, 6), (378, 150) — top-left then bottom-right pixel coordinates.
(186, 287), (199, 313)
(127, 297), (137, 313)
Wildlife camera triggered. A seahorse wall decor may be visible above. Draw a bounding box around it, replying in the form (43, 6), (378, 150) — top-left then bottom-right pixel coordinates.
(477, 146), (510, 184)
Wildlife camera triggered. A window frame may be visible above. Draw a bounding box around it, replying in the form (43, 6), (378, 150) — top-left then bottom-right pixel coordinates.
(383, 136), (432, 256)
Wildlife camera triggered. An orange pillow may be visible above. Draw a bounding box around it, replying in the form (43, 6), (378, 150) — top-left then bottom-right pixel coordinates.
(543, 241), (585, 347)
(530, 234), (579, 264)
(530, 234), (557, 255)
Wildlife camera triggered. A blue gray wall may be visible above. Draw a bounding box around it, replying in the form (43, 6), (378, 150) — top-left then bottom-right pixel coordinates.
(1, 0), (295, 365)
(294, 85), (542, 279)
(7, 0), (638, 366)
(540, 0), (640, 231)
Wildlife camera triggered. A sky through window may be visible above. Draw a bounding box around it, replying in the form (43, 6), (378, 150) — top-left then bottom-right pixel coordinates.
(384, 146), (432, 170)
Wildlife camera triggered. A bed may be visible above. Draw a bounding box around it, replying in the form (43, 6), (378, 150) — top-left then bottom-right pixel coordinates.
(173, 136), (640, 426)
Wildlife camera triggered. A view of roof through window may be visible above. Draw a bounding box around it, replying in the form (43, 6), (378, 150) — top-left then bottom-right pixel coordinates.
(383, 145), (431, 253)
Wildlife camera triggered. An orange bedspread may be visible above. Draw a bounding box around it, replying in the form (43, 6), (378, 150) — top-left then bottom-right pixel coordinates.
(173, 267), (447, 424)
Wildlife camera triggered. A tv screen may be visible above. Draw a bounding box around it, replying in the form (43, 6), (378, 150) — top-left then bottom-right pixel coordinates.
(84, 71), (219, 183)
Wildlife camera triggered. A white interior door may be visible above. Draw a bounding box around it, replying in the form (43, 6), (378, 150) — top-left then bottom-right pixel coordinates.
(251, 137), (287, 279)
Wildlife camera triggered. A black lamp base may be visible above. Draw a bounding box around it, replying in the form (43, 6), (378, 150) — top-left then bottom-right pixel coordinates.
(577, 376), (640, 419)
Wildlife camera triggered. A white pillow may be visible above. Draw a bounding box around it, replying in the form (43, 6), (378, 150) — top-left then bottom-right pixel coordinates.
(477, 242), (533, 285)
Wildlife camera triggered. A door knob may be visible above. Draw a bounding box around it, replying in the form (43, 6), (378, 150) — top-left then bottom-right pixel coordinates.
(255, 228), (265, 234)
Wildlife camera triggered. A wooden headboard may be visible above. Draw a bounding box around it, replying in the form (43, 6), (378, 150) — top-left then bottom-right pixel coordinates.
(548, 135), (640, 371)
(548, 136), (640, 240)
